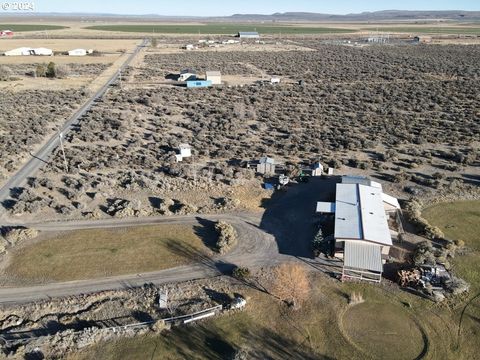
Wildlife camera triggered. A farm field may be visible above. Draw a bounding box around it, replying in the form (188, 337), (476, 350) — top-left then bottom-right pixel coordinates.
(3, 224), (213, 283)
(84, 24), (356, 34)
(0, 24), (68, 31)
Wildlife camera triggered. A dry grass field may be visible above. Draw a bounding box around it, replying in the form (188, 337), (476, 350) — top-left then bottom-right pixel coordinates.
(4, 224), (213, 283)
(68, 271), (478, 360)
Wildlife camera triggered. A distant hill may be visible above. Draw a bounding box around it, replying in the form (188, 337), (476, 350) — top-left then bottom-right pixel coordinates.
(225, 10), (480, 22)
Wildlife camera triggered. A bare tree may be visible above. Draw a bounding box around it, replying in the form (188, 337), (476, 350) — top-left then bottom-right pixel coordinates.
(271, 263), (310, 310)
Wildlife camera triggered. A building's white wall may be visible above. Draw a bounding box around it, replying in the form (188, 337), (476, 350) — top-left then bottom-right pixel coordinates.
(207, 75), (221, 85)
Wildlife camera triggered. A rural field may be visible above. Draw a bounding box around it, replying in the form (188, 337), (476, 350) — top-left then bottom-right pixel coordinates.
(55, 200), (480, 360)
(84, 24), (356, 34)
(2, 224), (214, 283)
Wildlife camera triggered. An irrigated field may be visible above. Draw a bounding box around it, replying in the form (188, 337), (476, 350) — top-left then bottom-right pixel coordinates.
(4, 224), (214, 283)
(84, 24), (355, 34)
(0, 24), (68, 31)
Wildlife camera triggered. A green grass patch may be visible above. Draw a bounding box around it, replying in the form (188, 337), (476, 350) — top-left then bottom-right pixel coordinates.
(5, 224), (211, 282)
(67, 277), (439, 360)
(423, 200), (480, 249)
(423, 200), (480, 356)
(361, 26), (480, 35)
(0, 24), (68, 32)
(423, 201), (480, 289)
(84, 24), (355, 35)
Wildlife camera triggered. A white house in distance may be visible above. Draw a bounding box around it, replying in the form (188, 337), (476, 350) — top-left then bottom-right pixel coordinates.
(4, 47), (53, 56)
(206, 71), (221, 85)
(316, 176), (400, 283)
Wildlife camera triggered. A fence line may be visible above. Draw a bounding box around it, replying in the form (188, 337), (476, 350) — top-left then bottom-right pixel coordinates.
(2, 305), (224, 347)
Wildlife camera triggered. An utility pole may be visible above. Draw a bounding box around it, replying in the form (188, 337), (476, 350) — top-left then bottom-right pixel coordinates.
(58, 132), (69, 173)
(118, 69), (123, 90)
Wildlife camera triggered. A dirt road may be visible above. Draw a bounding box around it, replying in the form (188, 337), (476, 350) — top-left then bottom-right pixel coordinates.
(0, 212), (284, 304)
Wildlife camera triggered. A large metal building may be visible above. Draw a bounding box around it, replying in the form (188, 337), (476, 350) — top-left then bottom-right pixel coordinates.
(316, 176), (400, 283)
(237, 31), (260, 39)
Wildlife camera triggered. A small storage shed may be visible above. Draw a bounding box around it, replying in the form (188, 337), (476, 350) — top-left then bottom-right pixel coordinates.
(179, 144), (192, 158)
(257, 157), (275, 175)
(206, 71), (222, 85)
(312, 162), (324, 176)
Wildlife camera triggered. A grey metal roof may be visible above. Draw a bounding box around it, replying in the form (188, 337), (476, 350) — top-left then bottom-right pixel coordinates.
(344, 242), (383, 273)
(238, 31), (259, 36)
(334, 184), (362, 240)
(259, 157), (274, 164)
(206, 71), (221, 76)
(342, 175), (382, 190)
(334, 183), (392, 246)
(316, 202), (335, 213)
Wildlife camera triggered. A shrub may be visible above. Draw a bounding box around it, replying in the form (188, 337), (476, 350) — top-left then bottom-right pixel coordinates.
(232, 266), (251, 280)
(215, 221), (237, 254)
(454, 239), (465, 247)
(46, 62), (56, 78)
(35, 64), (47, 77)
(0, 65), (12, 81)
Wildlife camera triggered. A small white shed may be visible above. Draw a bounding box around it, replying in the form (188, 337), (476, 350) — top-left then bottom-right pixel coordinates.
(206, 71), (222, 85)
(179, 144), (192, 158)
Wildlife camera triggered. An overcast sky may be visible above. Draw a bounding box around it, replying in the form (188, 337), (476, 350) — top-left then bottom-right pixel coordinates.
(21, 0), (480, 16)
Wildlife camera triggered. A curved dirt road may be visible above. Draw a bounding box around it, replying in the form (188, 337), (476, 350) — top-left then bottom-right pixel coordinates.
(0, 212), (284, 304)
